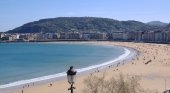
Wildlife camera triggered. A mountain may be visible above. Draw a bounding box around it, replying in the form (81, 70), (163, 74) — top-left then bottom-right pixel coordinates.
(146, 21), (168, 27)
(7, 17), (162, 33)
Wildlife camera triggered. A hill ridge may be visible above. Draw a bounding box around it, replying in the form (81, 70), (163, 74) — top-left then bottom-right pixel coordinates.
(7, 17), (164, 33)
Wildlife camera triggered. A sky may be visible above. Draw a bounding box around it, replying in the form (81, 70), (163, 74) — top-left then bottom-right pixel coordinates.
(0, 0), (170, 32)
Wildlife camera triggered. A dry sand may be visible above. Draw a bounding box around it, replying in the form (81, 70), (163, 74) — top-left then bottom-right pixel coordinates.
(4, 41), (170, 93)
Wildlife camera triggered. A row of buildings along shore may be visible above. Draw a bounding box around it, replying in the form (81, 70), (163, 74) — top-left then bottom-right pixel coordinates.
(0, 31), (170, 43)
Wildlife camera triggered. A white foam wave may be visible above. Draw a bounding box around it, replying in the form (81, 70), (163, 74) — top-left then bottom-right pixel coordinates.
(0, 47), (131, 89)
(77, 48), (131, 72)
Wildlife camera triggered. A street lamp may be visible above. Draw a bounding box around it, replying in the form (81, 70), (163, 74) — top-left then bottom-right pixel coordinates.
(67, 66), (77, 93)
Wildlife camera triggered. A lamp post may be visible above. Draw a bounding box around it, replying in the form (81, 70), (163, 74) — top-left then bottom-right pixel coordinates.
(67, 66), (77, 93)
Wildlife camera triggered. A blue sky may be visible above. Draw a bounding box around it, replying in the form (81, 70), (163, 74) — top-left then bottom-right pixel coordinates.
(0, 0), (170, 32)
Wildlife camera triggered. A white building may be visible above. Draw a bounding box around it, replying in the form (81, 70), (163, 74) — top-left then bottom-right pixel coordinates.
(0, 33), (4, 38)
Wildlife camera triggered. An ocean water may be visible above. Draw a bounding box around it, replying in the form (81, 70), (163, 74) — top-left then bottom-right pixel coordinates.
(0, 42), (125, 88)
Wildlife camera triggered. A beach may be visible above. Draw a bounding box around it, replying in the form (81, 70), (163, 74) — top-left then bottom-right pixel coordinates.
(1, 41), (170, 93)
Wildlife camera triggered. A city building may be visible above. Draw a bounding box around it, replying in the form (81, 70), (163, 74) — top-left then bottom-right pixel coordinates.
(112, 31), (124, 40)
(52, 33), (60, 39)
(168, 31), (170, 43)
(27, 33), (38, 41)
(82, 32), (107, 40)
(59, 32), (67, 39)
(82, 33), (91, 40)
(67, 32), (81, 39)
(162, 31), (170, 43)
(0, 32), (4, 38)
(154, 31), (163, 42)
(95, 32), (107, 40)
(1, 30), (170, 43)
(1, 35), (13, 41)
(134, 31), (143, 41)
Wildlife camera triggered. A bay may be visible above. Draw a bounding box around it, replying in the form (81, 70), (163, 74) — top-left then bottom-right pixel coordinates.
(0, 42), (124, 85)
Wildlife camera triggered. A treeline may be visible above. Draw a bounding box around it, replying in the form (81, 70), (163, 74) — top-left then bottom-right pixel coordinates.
(7, 17), (167, 33)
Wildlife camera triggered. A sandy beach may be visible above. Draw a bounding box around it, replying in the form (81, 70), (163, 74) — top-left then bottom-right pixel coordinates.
(2, 41), (170, 93)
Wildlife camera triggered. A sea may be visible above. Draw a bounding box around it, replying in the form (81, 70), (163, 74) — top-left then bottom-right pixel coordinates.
(0, 42), (131, 89)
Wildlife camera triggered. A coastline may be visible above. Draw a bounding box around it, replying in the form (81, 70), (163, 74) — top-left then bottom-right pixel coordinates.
(0, 42), (137, 93)
(1, 41), (170, 93)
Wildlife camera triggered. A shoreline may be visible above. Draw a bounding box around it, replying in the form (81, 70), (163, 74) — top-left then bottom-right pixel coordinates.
(0, 42), (137, 93)
(1, 41), (170, 93)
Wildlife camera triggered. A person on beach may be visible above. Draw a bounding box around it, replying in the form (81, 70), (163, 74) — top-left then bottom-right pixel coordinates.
(49, 83), (52, 87)
(67, 66), (77, 84)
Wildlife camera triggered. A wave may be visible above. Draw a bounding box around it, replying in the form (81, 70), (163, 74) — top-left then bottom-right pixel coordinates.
(0, 47), (132, 89)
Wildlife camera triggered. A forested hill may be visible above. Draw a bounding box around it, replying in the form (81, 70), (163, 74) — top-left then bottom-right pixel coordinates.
(7, 17), (165, 33)
(147, 21), (168, 27)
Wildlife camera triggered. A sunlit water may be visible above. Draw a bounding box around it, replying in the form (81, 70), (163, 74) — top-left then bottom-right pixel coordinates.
(0, 42), (125, 85)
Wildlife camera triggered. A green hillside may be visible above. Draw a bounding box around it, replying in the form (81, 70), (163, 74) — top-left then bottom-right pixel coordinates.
(7, 17), (163, 33)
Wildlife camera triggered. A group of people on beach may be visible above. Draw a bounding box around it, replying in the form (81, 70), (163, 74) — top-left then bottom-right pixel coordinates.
(19, 52), (137, 93)
(20, 66), (77, 93)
